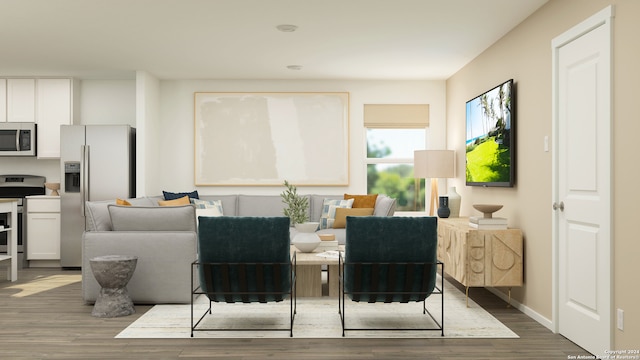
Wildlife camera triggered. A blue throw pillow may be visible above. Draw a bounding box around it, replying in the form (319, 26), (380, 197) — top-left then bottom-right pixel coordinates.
(191, 199), (224, 216)
(163, 190), (199, 200)
(319, 198), (354, 229)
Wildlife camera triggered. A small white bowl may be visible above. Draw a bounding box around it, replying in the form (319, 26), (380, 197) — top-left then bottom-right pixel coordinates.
(294, 222), (320, 233)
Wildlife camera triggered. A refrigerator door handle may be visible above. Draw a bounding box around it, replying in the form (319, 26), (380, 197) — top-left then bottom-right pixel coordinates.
(80, 145), (89, 216)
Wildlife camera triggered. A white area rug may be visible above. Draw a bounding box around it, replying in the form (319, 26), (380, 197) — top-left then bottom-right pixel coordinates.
(117, 278), (518, 339)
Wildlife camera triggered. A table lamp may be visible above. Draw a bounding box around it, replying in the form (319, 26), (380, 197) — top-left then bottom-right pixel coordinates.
(414, 150), (455, 216)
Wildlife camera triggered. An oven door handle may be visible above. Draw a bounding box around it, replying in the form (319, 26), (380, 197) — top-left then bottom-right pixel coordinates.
(15, 130), (20, 151)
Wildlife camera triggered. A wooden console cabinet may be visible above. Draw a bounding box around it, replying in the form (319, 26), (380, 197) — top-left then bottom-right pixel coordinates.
(437, 217), (523, 303)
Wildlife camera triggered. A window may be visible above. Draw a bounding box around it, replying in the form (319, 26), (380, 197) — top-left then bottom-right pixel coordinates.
(366, 128), (426, 211)
(363, 104), (429, 212)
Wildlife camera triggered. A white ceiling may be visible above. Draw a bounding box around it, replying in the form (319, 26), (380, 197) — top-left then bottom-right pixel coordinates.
(0, 0), (548, 80)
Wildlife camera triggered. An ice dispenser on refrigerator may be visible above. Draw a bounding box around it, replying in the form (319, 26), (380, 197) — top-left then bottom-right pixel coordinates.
(64, 162), (80, 193)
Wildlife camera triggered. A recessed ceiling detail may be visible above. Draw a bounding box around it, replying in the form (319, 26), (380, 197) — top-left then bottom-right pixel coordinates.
(276, 24), (298, 32)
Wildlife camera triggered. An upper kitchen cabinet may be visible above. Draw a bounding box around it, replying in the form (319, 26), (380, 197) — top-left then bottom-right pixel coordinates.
(1, 78), (74, 157)
(36, 78), (73, 159)
(7, 79), (36, 123)
(0, 79), (6, 122)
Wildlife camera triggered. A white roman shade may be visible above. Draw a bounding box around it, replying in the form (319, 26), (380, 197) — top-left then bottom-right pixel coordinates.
(363, 104), (429, 128)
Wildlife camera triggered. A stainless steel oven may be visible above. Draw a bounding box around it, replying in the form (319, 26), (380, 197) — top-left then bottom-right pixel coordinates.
(0, 175), (45, 267)
(0, 123), (37, 156)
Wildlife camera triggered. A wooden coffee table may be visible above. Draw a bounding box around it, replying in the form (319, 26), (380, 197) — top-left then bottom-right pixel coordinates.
(291, 245), (343, 297)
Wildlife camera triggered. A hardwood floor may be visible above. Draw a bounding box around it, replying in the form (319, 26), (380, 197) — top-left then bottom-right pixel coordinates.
(0, 267), (591, 359)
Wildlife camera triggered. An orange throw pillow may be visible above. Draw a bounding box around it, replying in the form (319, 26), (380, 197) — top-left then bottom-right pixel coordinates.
(332, 207), (374, 228)
(116, 198), (132, 206)
(158, 195), (190, 206)
(344, 193), (378, 208)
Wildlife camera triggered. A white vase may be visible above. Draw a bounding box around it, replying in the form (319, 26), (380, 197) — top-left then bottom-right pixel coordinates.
(446, 186), (461, 218)
(293, 222), (321, 252)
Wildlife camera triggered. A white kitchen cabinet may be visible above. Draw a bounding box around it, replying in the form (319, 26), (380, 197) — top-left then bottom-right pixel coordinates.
(36, 78), (73, 158)
(26, 196), (61, 264)
(0, 79), (6, 122)
(7, 79), (36, 123)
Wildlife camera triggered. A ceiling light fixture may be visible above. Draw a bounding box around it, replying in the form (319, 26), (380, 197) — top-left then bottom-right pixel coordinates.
(287, 65), (303, 70)
(276, 24), (298, 32)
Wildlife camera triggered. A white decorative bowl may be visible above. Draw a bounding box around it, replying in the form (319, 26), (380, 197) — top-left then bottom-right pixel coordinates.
(294, 222), (320, 233)
(291, 233), (322, 252)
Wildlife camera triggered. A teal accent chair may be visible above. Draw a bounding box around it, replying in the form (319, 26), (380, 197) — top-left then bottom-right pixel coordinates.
(191, 216), (296, 337)
(339, 216), (443, 336)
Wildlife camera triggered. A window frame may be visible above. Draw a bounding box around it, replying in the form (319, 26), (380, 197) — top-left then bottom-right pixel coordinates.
(364, 127), (426, 212)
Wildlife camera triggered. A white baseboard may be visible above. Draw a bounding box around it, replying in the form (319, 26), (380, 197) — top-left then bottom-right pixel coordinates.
(28, 260), (61, 268)
(486, 287), (554, 331)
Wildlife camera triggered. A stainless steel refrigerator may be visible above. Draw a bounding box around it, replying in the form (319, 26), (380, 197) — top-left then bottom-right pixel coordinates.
(60, 125), (135, 268)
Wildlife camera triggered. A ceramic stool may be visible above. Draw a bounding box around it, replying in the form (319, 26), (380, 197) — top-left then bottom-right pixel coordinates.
(89, 255), (138, 317)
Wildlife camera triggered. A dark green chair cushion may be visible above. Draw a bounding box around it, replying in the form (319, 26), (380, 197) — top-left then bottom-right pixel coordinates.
(344, 216), (438, 303)
(197, 216), (291, 303)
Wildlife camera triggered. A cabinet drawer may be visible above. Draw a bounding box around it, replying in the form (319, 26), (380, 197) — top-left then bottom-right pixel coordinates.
(27, 198), (60, 212)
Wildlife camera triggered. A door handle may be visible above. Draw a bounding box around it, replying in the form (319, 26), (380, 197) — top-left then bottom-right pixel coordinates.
(80, 145), (89, 216)
(553, 201), (565, 211)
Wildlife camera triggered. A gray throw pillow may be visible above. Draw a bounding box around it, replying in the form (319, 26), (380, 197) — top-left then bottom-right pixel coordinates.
(108, 204), (197, 231)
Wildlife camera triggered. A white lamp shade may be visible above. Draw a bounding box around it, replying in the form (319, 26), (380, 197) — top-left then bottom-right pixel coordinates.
(414, 150), (455, 179)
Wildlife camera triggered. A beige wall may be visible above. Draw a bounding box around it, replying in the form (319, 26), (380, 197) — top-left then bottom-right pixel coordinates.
(446, 0), (639, 349)
(151, 79), (446, 197)
(609, 0), (640, 349)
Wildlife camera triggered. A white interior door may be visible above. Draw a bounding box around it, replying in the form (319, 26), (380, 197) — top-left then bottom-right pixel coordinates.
(552, 6), (613, 356)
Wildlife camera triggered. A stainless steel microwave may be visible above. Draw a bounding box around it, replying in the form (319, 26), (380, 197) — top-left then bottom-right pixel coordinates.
(0, 123), (36, 156)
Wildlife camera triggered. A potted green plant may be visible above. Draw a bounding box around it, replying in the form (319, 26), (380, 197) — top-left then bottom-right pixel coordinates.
(280, 180), (309, 226)
(281, 180), (320, 253)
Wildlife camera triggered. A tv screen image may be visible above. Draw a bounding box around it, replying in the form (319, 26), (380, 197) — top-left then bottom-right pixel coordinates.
(465, 79), (515, 187)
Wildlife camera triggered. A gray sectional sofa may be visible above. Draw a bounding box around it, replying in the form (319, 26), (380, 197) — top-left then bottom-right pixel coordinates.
(82, 194), (396, 304)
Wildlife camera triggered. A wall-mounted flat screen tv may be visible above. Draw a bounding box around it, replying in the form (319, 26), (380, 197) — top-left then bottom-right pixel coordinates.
(465, 79), (515, 187)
